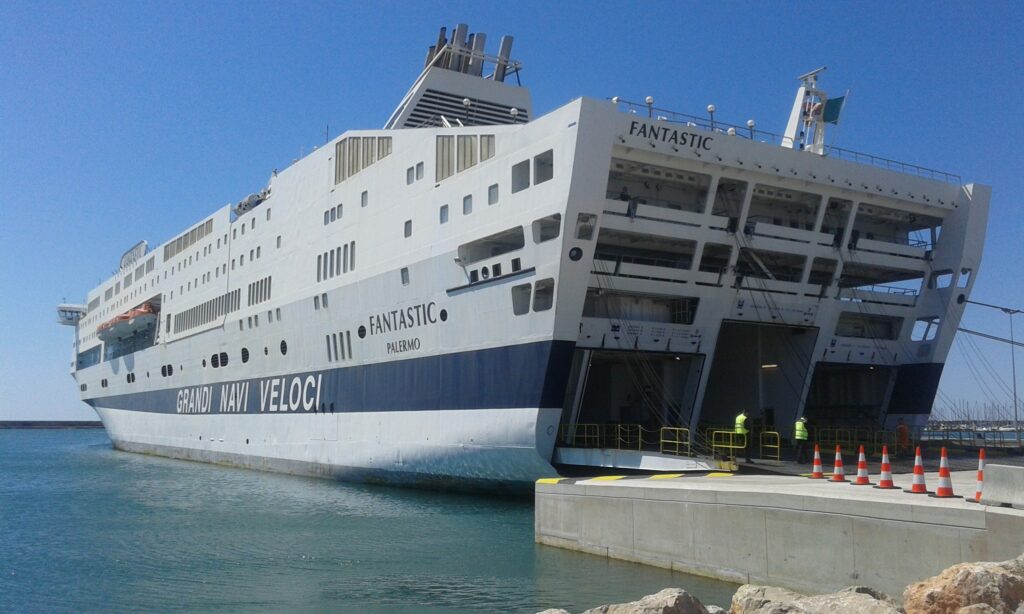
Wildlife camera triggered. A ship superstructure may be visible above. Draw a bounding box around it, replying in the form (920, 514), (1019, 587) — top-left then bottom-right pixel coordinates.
(59, 25), (989, 490)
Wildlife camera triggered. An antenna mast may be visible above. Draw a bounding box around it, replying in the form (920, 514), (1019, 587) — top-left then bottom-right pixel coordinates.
(782, 66), (829, 154)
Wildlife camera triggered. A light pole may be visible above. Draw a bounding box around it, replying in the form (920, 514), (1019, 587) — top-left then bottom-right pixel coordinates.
(965, 298), (1021, 447)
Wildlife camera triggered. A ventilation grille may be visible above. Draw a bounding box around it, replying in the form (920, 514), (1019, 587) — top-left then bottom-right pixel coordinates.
(404, 89), (528, 128)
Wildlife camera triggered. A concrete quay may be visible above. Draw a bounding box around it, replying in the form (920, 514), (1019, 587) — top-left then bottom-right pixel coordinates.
(535, 470), (1024, 599)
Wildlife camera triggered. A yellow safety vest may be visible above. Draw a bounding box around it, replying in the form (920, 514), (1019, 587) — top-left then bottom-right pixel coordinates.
(794, 420), (808, 441)
(734, 413), (748, 435)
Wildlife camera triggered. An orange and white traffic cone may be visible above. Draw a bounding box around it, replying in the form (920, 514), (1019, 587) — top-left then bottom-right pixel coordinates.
(905, 446), (929, 494)
(874, 445), (895, 489)
(809, 444), (824, 479)
(971, 448), (986, 503)
(852, 445), (872, 485)
(933, 447), (958, 498)
(831, 445), (846, 482)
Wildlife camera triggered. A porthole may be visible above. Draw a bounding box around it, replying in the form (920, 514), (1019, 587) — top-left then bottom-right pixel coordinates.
(241, 348), (250, 363)
(203, 358), (208, 368)
(357, 325), (367, 339)
(220, 352), (229, 367)
(280, 340), (288, 355)
(439, 309), (448, 322)
(569, 247), (583, 261)
(211, 354), (219, 368)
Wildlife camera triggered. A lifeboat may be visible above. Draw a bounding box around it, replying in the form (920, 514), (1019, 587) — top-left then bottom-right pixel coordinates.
(97, 302), (158, 341)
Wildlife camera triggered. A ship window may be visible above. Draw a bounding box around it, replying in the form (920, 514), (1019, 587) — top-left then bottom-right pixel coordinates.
(534, 150), (554, 184)
(242, 347), (250, 363)
(511, 160), (530, 193)
(488, 183), (499, 205)
(958, 268), (972, 288)
(233, 228), (237, 239)
(358, 191), (366, 209)
(492, 263), (501, 277)
(511, 258), (521, 272)
(436, 135), (455, 181)
(324, 211), (330, 226)
(241, 225), (245, 236)
(532, 214), (562, 243)
(378, 137), (392, 159)
(266, 208), (271, 221)
(280, 340), (288, 355)
(439, 204), (449, 224)
(404, 220), (412, 238)
(350, 241), (355, 270)
(343, 244), (349, 273)
(698, 243), (732, 274)
(480, 135), (495, 161)
(575, 213), (597, 240)
(329, 250), (336, 277)
(470, 270), (479, 283)
(314, 295), (320, 310)
(457, 135), (477, 172)
(276, 308), (281, 320)
(220, 352), (228, 367)
(321, 293), (328, 308)
(277, 236), (281, 248)
(533, 278), (554, 311)
(249, 249), (254, 261)
(929, 270), (953, 289)
(401, 267), (410, 286)
(317, 255), (322, 282)
(457, 226), (525, 265)
(250, 218), (255, 230)
(212, 353), (220, 368)
(416, 161), (424, 180)
(511, 283), (531, 315)
(911, 317), (940, 342)
(240, 255), (245, 266)
(256, 246), (261, 259)
(406, 166), (414, 185)
(330, 208), (337, 222)
(463, 194), (473, 215)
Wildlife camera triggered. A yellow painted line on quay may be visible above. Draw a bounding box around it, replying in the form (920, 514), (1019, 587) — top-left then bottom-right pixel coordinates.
(536, 478), (565, 484)
(648, 473), (685, 480)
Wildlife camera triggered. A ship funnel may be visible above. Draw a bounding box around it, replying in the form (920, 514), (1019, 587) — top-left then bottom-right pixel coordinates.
(495, 36), (513, 82)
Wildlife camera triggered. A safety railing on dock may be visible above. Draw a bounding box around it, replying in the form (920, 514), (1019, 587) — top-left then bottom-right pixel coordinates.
(759, 431), (781, 461)
(710, 430), (746, 461)
(660, 427), (691, 457)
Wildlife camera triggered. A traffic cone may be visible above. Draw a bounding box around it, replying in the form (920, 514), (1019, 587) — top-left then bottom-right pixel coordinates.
(932, 447), (958, 498)
(852, 445), (872, 485)
(809, 444), (824, 479)
(905, 446), (929, 494)
(831, 445), (846, 482)
(874, 445), (895, 489)
(971, 448), (986, 503)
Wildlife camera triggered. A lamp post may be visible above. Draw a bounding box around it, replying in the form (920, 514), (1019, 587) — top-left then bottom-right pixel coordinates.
(965, 299), (1021, 447)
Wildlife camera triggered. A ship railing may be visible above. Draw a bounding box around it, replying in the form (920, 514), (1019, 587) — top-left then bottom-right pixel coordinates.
(609, 98), (962, 184)
(709, 430), (746, 461)
(844, 283), (920, 296)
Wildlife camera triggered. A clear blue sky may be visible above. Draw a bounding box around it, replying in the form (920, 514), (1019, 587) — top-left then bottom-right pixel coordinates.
(1, 2), (1021, 421)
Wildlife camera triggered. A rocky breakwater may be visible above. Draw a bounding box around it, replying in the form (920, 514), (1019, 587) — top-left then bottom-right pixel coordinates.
(538, 553), (1024, 614)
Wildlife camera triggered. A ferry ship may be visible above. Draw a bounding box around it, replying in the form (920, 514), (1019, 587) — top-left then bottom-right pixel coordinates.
(58, 24), (989, 490)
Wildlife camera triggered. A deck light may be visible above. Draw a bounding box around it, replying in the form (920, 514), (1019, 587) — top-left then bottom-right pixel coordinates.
(707, 104), (716, 130)
(761, 363), (779, 369)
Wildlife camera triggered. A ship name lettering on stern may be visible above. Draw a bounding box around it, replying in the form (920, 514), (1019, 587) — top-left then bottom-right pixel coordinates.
(259, 374), (322, 412)
(628, 120), (713, 151)
(176, 386), (212, 414)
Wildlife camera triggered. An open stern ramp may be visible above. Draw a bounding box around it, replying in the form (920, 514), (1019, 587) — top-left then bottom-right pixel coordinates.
(553, 446), (733, 473)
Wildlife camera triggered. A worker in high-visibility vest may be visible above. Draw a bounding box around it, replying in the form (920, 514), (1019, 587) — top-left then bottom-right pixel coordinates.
(794, 416), (809, 463)
(735, 410), (751, 462)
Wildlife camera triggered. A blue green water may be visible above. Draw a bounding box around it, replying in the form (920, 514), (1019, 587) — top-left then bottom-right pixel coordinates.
(0, 429), (737, 613)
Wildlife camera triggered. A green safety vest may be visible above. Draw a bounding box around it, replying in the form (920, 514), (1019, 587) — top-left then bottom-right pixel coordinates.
(734, 413), (748, 435)
(794, 420), (808, 441)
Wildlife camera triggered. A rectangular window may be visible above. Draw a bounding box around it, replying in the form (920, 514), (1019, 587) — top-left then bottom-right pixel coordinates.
(534, 149), (554, 184)
(276, 236), (282, 248)
(401, 267), (410, 286)
(404, 220), (412, 238)
(457, 226), (525, 265)
(511, 159), (530, 193)
(439, 204), (449, 224)
(316, 254), (322, 282)
(349, 241), (355, 270)
(343, 244), (349, 273)
(330, 208), (337, 222)
(457, 135), (477, 172)
(406, 167), (415, 185)
(532, 213), (562, 243)
(533, 278), (555, 311)
(511, 283), (531, 315)
(415, 161), (424, 180)
(480, 135), (495, 161)
(324, 211), (330, 226)
(329, 250), (336, 278)
(488, 183), (499, 205)
(361, 190), (368, 208)
(378, 136), (392, 159)
(911, 317), (941, 342)
(314, 295), (320, 310)
(463, 194), (473, 215)
(436, 135), (454, 181)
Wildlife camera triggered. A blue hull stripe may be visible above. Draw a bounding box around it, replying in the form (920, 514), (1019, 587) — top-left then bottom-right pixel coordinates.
(87, 340), (576, 415)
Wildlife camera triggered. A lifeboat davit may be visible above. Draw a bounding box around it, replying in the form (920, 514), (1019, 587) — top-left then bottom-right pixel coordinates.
(97, 302), (158, 341)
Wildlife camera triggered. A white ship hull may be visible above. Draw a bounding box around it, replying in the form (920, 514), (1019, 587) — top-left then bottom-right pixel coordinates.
(96, 406), (561, 490)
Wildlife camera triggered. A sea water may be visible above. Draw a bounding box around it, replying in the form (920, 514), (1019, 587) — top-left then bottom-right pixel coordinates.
(0, 429), (738, 613)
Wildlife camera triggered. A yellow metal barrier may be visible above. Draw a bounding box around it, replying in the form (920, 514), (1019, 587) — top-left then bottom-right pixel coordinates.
(561, 423), (601, 448)
(711, 430), (746, 460)
(612, 424), (642, 450)
(660, 427), (691, 457)
(873, 430), (898, 456)
(759, 430), (781, 461)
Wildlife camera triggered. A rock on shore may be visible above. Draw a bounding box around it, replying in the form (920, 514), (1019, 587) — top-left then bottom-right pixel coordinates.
(539, 552), (1024, 614)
